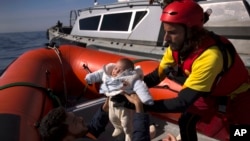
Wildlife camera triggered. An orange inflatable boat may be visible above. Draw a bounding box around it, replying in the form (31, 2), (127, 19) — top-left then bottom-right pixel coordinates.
(0, 45), (228, 141)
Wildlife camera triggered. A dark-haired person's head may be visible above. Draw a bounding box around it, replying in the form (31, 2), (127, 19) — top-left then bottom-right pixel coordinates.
(39, 107), (88, 141)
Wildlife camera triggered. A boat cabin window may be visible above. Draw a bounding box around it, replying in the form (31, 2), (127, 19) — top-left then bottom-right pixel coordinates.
(79, 15), (101, 30)
(79, 10), (148, 32)
(101, 12), (132, 31)
(133, 11), (147, 30)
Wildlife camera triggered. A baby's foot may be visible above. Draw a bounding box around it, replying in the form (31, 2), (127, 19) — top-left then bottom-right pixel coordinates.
(112, 128), (123, 137)
(149, 124), (156, 139)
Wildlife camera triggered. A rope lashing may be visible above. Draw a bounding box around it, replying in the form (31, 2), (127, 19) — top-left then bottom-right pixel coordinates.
(47, 45), (68, 106)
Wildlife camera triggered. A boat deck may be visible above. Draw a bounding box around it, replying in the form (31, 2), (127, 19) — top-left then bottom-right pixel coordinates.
(68, 97), (219, 141)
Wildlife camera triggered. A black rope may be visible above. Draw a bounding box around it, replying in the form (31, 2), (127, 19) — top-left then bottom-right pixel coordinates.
(0, 82), (62, 107)
(132, 58), (158, 64)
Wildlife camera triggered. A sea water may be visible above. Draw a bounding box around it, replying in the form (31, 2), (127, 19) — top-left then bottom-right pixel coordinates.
(0, 31), (48, 73)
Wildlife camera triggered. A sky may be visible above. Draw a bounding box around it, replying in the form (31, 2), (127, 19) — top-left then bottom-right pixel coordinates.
(0, 0), (116, 33)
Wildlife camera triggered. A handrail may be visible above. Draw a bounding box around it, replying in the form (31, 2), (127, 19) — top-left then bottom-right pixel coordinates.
(79, 1), (161, 12)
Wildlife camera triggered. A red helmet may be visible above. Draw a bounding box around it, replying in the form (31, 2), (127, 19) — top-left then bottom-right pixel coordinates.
(160, 0), (204, 28)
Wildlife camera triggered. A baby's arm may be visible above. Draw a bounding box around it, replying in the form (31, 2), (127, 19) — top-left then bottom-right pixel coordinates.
(85, 69), (103, 84)
(133, 80), (154, 105)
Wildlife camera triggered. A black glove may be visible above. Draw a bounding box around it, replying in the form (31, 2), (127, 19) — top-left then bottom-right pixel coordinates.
(111, 95), (135, 110)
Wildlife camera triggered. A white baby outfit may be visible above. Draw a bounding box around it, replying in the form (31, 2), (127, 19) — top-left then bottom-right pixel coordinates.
(85, 63), (153, 141)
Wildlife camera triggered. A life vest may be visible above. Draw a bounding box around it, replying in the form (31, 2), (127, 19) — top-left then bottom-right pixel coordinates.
(172, 33), (249, 96)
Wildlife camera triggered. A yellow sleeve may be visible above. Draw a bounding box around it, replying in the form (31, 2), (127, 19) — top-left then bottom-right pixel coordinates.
(183, 46), (223, 92)
(158, 47), (176, 79)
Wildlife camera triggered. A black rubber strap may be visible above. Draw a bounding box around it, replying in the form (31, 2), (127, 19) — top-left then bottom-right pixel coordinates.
(0, 82), (62, 106)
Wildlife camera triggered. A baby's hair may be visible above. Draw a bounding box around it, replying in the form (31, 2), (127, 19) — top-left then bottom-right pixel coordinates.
(119, 58), (134, 70)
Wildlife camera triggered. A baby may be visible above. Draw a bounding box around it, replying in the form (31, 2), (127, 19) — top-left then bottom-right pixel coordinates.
(85, 58), (154, 141)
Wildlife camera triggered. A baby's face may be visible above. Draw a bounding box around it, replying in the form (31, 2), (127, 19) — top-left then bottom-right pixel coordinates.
(111, 61), (127, 77)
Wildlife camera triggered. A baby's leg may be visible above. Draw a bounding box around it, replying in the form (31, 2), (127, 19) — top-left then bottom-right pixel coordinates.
(109, 100), (123, 137)
(120, 108), (134, 141)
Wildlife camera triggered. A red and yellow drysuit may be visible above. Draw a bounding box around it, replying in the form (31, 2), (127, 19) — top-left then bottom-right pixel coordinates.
(144, 33), (250, 124)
